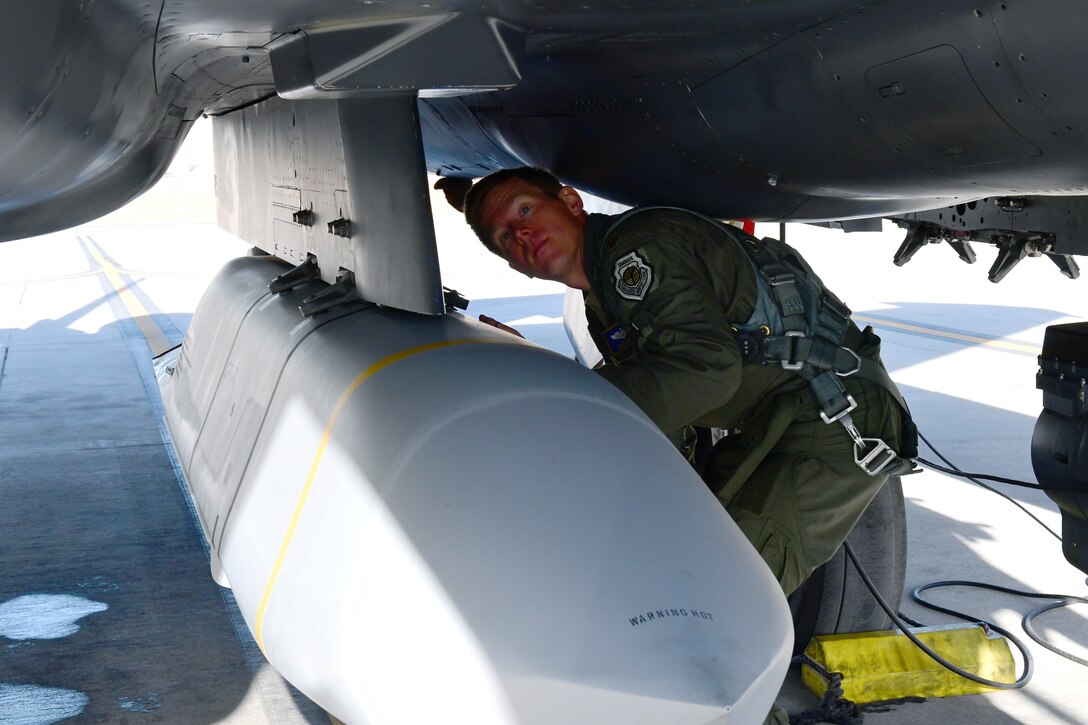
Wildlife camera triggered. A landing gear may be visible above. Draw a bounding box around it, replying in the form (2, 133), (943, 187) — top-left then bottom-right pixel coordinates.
(789, 476), (907, 655)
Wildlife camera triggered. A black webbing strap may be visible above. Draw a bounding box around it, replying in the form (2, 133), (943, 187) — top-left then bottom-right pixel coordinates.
(764, 336), (861, 376)
(763, 263), (808, 333)
(743, 238), (916, 476)
(808, 371), (854, 420)
(815, 292), (852, 344)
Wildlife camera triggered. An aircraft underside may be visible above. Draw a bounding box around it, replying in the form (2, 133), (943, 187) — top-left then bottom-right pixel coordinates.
(4, 0), (1088, 260)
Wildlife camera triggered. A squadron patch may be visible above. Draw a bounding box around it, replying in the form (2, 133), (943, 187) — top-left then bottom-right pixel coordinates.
(613, 251), (653, 301)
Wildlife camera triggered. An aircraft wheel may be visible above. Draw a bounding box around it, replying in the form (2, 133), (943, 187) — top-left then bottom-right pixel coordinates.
(787, 476), (907, 656)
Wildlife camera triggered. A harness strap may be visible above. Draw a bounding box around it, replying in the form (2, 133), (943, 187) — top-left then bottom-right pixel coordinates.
(746, 235), (917, 476)
(769, 326), (916, 475)
(815, 292), (852, 344)
(595, 206), (917, 475)
(764, 336), (861, 376)
(807, 371), (855, 421)
(765, 334), (911, 415)
(763, 264), (808, 333)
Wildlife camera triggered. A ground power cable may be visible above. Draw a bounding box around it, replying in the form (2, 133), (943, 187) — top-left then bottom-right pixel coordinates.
(912, 580), (1088, 668)
(917, 430), (1064, 542)
(843, 541), (1035, 690)
(914, 428), (1088, 666)
(838, 426), (1088, 694)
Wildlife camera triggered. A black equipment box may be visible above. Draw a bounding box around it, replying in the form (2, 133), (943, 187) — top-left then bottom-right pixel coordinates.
(1037, 322), (1088, 417)
(1033, 322), (1088, 575)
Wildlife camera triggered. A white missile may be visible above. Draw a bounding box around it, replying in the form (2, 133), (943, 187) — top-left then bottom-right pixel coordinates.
(157, 256), (792, 724)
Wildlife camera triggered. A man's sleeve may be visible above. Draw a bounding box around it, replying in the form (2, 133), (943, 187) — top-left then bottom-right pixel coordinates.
(595, 233), (746, 433)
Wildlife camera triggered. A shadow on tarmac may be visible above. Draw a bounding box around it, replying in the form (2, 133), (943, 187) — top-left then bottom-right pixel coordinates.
(0, 284), (325, 722)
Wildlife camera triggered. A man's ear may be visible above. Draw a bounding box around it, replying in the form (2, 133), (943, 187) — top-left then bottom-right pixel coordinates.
(558, 186), (584, 215)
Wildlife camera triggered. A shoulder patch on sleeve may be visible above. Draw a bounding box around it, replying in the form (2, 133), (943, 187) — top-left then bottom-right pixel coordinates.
(613, 250), (653, 301)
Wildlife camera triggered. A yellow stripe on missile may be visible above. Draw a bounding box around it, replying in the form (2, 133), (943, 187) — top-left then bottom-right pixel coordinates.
(853, 314), (1041, 355)
(253, 337), (509, 653)
(83, 237), (171, 356)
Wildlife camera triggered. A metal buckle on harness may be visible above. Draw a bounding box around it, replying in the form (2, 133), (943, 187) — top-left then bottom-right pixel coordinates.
(781, 331), (806, 370)
(854, 438), (899, 477)
(819, 393), (857, 424)
(768, 270), (796, 287)
(835, 347), (861, 377)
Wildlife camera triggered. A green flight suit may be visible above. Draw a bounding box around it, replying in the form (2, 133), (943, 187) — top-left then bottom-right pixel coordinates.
(581, 208), (904, 597)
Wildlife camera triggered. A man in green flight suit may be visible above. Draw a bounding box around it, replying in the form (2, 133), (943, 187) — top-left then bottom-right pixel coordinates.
(456, 166), (913, 602)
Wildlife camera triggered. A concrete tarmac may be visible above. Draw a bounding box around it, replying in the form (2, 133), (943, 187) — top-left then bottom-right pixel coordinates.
(0, 177), (329, 723)
(1, 130), (1086, 723)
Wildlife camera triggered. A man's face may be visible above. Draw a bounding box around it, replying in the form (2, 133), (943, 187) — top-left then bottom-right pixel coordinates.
(478, 178), (587, 287)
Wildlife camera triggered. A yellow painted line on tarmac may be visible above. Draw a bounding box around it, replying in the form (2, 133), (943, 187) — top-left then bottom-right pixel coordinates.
(253, 337), (509, 653)
(84, 238), (171, 356)
(0, 268), (204, 287)
(853, 314), (1041, 355)
(0, 269), (104, 286)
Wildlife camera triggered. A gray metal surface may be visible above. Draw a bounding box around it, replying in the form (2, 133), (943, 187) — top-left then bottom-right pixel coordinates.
(339, 96), (443, 314)
(268, 15), (524, 98)
(894, 195), (1088, 258)
(214, 96), (444, 314)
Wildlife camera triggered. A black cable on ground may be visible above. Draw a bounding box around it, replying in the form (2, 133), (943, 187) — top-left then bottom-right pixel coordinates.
(911, 430), (1088, 667)
(843, 542), (1034, 690)
(790, 430), (1088, 722)
(1023, 600), (1088, 667)
(894, 611), (925, 628)
(914, 580), (1088, 669)
(917, 430), (1062, 542)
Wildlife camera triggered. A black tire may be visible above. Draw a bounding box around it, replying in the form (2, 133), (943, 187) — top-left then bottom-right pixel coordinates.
(788, 476), (907, 655)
